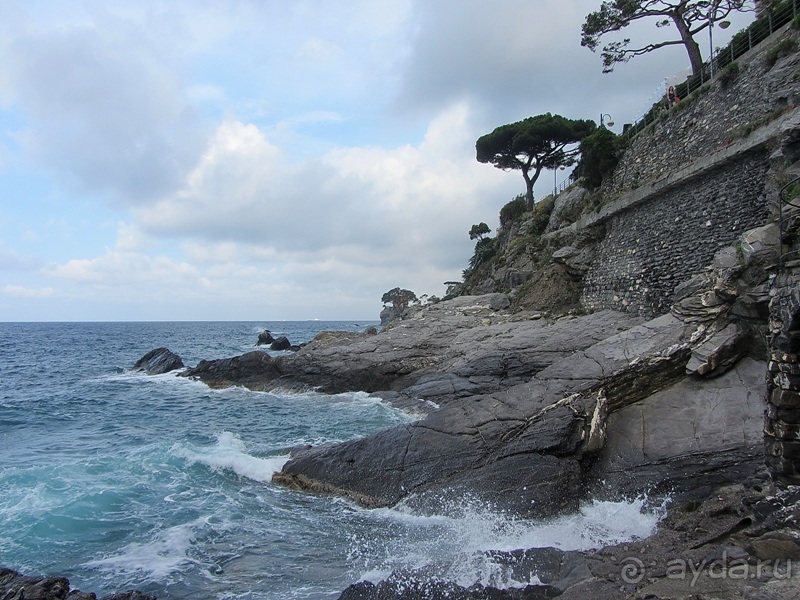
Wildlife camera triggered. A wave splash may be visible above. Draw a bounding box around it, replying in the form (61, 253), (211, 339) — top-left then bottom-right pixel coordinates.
(349, 494), (667, 590)
(172, 431), (289, 483)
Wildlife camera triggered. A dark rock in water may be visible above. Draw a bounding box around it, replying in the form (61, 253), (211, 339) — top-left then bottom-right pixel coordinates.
(132, 347), (184, 375)
(270, 336), (292, 351)
(0, 567), (157, 600)
(257, 330), (275, 345)
(180, 350), (284, 390)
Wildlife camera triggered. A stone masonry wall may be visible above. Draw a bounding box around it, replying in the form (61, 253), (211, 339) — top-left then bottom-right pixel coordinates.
(766, 268), (800, 483)
(581, 152), (771, 317)
(606, 25), (800, 196)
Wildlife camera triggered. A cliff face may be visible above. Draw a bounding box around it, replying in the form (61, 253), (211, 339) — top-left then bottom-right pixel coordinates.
(457, 23), (800, 322)
(176, 25), (800, 511)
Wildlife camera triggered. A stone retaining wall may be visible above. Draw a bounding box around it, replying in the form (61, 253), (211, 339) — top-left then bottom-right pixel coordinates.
(581, 150), (771, 317)
(605, 25), (799, 196)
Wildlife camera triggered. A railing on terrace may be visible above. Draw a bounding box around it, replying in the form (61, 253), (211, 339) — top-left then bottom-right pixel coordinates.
(779, 175), (800, 267)
(622, 0), (799, 139)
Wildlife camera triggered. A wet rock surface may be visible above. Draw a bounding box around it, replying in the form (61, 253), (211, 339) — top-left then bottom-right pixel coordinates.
(0, 567), (156, 600)
(180, 295), (644, 405)
(131, 347), (184, 375)
(274, 311), (767, 517)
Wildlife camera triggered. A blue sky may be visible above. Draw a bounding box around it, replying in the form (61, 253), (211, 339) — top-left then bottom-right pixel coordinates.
(0, 0), (755, 321)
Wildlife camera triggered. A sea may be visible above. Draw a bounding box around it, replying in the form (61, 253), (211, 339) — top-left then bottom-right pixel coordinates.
(1, 321), (665, 599)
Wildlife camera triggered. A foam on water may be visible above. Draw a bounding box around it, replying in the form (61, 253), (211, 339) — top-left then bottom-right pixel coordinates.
(172, 431), (289, 483)
(349, 494), (667, 590)
(85, 518), (204, 582)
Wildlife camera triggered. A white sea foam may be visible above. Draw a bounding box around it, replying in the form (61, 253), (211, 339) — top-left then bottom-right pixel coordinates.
(173, 431), (289, 483)
(85, 519), (202, 581)
(0, 481), (66, 521)
(352, 494), (667, 590)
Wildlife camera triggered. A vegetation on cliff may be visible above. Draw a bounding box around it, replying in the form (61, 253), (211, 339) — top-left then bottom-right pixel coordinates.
(475, 113), (595, 208)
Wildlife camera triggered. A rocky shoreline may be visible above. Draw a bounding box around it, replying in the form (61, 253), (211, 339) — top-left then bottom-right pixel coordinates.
(129, 216), (800, 598)
(11, 240), (800, 598)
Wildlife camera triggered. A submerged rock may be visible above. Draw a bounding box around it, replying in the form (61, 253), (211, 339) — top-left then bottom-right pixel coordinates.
(132, 347), (184, 375)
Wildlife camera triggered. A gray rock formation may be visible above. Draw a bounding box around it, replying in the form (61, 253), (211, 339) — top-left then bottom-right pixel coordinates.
(270, 336), (292, 351)
(0, 567), (156, 600)
(181, 295), (642, 409)
(181, 351), (283, 389)
(132, 347), (184, 375)
(256, 330), (275, 345)
(545, 186), (588, 233)
(275, 308), (766, 517)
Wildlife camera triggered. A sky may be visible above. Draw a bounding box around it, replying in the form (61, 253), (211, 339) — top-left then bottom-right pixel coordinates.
(0, 0), (755, 321)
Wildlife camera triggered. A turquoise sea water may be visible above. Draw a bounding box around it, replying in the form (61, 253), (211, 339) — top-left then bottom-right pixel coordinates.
(1, 322), (664, 599)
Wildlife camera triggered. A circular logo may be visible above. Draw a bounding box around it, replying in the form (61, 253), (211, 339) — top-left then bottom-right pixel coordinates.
(620, 556), (645, 584)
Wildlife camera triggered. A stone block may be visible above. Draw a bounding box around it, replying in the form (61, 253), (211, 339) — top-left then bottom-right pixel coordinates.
(766, 439), (800, 460)
(773, 371), (800, 391)
(770, 388), (800, 409)
(740, 222), (780, 266)
(765, 417), (800, 440)
(685, 322), (749, 377)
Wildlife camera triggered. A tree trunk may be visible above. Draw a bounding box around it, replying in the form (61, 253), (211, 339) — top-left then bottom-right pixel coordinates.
(523, 170), (534, 209)
(672, 11), (704, 76)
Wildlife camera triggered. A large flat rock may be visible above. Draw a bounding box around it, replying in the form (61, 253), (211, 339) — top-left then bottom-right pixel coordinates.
(182, 296), (643, 408)
(593, 356), (767, 497)
(275, 309), (713, 517)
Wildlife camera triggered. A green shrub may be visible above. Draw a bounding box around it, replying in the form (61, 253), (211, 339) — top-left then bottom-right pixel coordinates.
(718, 62), (739, 89)
(574, 126), (622, 189)
(499, 195), (528, 227)
(784, 181), (800, 202)
(529, 198), (554, 236)
(765, 39), (798, 69)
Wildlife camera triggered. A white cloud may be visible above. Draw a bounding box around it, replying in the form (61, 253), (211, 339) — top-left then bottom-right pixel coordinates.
(0, 0), (757, 320)
(136, 101), (518, 273)
(297, 38), (344, 64)
(2, 284), (55, 298)
(0, 7), (209, 204)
